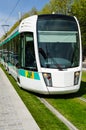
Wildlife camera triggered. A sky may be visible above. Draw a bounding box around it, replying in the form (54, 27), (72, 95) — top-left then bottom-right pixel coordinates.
(0, 0), (49, 38)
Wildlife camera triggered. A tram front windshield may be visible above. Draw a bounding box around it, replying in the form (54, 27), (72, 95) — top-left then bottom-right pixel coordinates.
(37, 15), (80, 69)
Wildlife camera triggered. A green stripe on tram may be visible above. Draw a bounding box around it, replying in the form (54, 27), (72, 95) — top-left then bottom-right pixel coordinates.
(1, 30), (19, 45)
(18, 69), (40, 80)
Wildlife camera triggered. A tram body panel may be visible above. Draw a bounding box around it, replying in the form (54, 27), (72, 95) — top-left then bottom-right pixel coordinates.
(6, 63), (17, 80)
(51, 69), (81, 88)
(40, 67), (81, 94)
(17, 69), (49, 94)
(47, 85), (80, 94)
(51, 71), (74, 87)
(19, 15), (37, 33)
(0, 14), (82, 94)
(19, 76), (49, 94)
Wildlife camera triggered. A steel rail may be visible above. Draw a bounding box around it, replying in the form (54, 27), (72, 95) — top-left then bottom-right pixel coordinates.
(38, 97), (79, 130)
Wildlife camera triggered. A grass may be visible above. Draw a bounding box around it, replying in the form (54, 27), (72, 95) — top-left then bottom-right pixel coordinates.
(1, 63), (86, 130)
(45, 71), (86, 130)
(80, 71), (86, 98)
(82, 71), (86, 82)
(0, 64), (69, 130)
(46, 97), (86, 130)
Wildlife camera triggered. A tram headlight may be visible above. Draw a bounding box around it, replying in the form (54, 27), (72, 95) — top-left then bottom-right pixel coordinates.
(74, 71), (80, 85)
(43, 73), (52, 87)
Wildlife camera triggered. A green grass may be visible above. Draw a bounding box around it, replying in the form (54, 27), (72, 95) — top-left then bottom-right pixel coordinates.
(78, 71), (86, 98)
(46, 97), (86, 130)
(82, 71), (86, 82)
(1, 63), (86, 130)
(81, 71), (86, 98)
(45, 71), (86, 130)
(0, 64), (69, 130)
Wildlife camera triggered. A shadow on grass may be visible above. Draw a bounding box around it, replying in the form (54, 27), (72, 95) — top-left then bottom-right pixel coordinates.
(1, 64), (86, 100)
(36, 81), (86, 100)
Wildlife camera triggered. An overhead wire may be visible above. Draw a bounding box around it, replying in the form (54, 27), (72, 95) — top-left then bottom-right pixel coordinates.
(5, 0), (21, 23)
(0, 0), (21, 37)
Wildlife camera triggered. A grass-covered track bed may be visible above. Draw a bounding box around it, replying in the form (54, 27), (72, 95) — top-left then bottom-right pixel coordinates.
(45, 71), (86, 130)
(1, 64), (86, 130)
(0, 64), (68, 130)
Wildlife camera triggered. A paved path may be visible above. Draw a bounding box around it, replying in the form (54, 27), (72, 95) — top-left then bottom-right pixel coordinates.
(0, 68), (40, 130)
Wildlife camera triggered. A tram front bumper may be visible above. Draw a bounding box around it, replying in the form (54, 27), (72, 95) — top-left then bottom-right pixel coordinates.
(47, 84), (80, 94)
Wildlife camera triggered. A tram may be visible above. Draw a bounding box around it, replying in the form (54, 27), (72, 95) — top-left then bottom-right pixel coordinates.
(0, 14), (82, 94)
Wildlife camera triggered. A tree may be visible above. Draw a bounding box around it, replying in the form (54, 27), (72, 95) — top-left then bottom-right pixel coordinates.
(28, 7), (38, 15)
(39, 4), (51, 14)
(40, 0), (71, 15)
(71, 0), (86, 59)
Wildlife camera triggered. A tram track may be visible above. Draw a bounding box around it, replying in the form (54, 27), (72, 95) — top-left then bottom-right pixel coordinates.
(38, 97), (79, 130)
(78, 97), (86, 103)
(1, 65), (86, 130)
(37, 95), (86, 130)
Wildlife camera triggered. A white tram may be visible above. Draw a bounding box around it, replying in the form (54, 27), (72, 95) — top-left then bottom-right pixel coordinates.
(0, 14), (82, 94)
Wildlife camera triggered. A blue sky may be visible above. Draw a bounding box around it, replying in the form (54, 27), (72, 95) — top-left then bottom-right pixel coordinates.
(0, 0), (49, 37)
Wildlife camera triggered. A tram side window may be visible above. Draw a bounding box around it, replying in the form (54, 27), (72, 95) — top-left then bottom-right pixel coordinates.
(8, 35), (20, 66)
(8, 42), (10, 63)
(12, 36), (19, 66)
(3, 44), (8, 62)
(25, 33), (37, 71)
(0, 46), (2, 58)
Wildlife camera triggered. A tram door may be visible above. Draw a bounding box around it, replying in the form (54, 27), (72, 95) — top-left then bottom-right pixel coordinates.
(20, 32), (37, 70)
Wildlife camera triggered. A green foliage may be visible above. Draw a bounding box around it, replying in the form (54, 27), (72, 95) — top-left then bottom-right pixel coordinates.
(71, 0), (86, 53)
(1, 0), (86, 57)
(40, 0), (71, 14)
(28, 7), (38, 16)
(39, 4), (51, 14)
(50, 0), (70, 14)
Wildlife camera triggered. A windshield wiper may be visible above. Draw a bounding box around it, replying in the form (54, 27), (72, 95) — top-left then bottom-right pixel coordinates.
(48, 55), (63, 71)
(56, 63), (63, 71)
